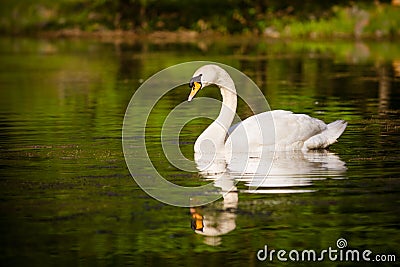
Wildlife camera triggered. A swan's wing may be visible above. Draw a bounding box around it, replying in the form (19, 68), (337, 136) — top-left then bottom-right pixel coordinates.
(271, 110), (327, 146)
(303, 120), (347, 149)
(227, 110), (327, 150)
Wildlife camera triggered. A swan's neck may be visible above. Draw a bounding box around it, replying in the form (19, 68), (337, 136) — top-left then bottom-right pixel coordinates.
(195, 81), (237, 154)
(217, 85), (237, 131)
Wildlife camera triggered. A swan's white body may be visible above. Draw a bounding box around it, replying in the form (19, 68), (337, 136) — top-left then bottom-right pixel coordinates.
(227, 109), (347, 151)
(188, 64), (347, 162)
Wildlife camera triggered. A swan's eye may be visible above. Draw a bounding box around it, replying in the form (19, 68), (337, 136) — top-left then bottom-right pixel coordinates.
(189, 74), (202, 88)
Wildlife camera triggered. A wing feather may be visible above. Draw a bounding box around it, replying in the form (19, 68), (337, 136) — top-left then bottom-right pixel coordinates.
(227, 110), (327, 150)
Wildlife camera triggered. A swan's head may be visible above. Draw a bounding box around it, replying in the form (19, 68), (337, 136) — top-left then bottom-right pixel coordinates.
(188, 64), (222, 101)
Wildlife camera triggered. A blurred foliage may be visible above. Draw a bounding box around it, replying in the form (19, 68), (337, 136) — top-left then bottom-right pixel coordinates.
(0, 0), (399, 38)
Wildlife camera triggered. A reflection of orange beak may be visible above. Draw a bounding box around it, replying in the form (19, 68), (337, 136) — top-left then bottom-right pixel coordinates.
(190, 208), (204, 231)
(188, 82), (202, 102)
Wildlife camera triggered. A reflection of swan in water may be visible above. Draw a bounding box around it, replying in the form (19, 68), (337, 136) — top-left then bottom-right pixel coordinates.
(190, 173), (237, 246)
(197, 150), (346, 195)
(236, 150), (347, 193)
(190, 150), (347, 245)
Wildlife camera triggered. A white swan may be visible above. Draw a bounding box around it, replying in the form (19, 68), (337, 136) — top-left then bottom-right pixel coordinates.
(188, 64), (347, 158)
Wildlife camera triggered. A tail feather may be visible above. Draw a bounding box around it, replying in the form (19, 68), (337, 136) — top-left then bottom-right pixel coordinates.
(327, 120), (347, 141)
(304, 120), (347, 150)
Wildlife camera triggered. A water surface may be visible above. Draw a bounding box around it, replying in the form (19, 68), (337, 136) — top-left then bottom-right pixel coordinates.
(0, 38), (399, 266)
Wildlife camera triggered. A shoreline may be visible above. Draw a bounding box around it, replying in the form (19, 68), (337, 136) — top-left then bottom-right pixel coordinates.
(31, 28), (399, 44)
(1, 2), (398, 44)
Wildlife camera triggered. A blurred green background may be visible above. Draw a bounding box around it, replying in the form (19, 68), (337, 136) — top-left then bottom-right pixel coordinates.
(1, 0), (399, 38)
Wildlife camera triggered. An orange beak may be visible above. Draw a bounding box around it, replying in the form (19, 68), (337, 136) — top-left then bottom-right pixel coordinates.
(188, 82), (202, 101)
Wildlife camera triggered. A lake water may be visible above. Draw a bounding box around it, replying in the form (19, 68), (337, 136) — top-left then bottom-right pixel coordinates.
(0, 37), (399, 266)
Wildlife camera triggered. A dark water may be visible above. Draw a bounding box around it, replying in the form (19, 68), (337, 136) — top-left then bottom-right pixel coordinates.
(0, 38), (399, 266)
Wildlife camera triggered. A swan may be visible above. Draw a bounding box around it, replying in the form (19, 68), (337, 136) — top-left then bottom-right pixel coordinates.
(187, 64), (347, 158)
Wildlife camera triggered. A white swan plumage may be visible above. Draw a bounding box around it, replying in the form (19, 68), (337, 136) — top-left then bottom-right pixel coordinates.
(188, 64), (347, 159)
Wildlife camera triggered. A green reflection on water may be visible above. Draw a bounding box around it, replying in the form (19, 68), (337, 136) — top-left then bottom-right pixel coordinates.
(0, 37), (399, 266)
